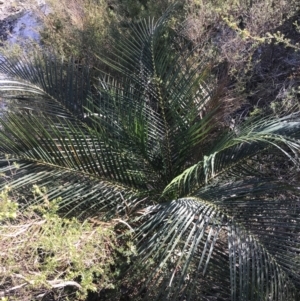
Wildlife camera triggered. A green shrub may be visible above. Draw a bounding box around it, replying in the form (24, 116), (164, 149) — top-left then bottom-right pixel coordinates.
(0, 186), (135, 300)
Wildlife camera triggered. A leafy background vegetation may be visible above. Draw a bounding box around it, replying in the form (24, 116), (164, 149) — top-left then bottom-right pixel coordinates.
(39, 0), (300, 123)
(0, 0), (300, 300)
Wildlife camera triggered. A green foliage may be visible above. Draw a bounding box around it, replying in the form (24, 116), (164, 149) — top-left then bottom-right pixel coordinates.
(40, 0), (116, 59)
(0, 186), (18, 221)
(40, 0), (183, 64)
(0, 185), (135, 300)
(39, 0), (300, 121)
(181, 0), (300, 115)
(0, 5), (300, 301)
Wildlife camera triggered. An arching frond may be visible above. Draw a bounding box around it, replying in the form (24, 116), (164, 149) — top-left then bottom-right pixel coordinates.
(164, 113), (300, 197)
(135, 195), (300, 300)
(0, 53), (90, 119)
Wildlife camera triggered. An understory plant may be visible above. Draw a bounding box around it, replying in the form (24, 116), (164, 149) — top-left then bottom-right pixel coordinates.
(0, 185), (131, 300)
(0, 7), (300, 301)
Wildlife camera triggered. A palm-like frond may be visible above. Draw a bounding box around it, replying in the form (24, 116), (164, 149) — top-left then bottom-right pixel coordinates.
(0, 55), (148, 217)
(136, 187), (300, 300)
(164, 113), (300, 197)
(0, 53), (90, 118)
(0, 6), (300, 301)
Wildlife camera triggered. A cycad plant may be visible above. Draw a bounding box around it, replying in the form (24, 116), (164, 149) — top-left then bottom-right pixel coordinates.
(0, 9), (300, 301)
